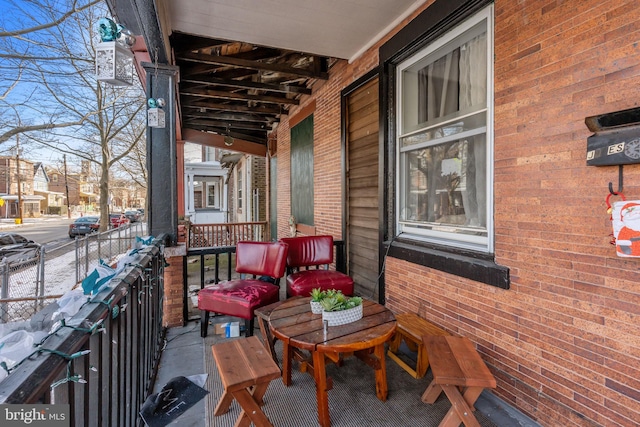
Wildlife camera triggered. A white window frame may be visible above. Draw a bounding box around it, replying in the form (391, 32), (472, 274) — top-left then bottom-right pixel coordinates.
(206, 179), (221, 209)
(236, 165), (243, 212)
(395, 5), (494, 253)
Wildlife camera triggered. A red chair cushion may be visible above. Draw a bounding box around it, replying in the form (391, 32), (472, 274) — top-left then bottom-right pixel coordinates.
(236, 241), (289, 278)
(280, 235), (334, 267)
(286, 270), (354, 297)
(198, 279), (280, 319)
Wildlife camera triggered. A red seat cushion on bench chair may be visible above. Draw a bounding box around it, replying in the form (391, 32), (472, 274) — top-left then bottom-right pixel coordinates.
(198, 279), (280, 320)
(286, 270), (353, 297)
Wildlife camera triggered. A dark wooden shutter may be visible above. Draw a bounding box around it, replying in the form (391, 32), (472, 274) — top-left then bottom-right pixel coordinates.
(291, 115), (314, 226)
(346, 78), (379, 299)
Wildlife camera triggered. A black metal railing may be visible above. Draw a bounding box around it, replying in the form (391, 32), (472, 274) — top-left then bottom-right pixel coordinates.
(0, 236), (166, 427)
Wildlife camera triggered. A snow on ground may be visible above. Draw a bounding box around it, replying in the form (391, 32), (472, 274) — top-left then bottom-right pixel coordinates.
(0, 230), (153, 382)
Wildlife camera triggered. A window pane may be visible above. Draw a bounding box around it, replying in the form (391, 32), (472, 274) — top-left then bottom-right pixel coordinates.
(397, 7), (492, 251)
(400, 134), (486, 229)
(401, 21), (487, 135)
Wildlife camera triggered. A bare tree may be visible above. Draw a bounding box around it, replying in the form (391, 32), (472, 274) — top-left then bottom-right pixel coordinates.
(0, 0), (102, 145)
(3, 0), (147, 229)
(115, 123), (147, 189)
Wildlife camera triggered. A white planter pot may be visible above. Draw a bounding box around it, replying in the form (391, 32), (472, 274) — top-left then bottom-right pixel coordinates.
(322, 304), (363, 326)
(310, 300), (323, 314)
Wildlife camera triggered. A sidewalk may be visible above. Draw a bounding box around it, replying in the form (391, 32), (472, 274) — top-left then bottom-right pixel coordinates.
(0, 215), (71, 231)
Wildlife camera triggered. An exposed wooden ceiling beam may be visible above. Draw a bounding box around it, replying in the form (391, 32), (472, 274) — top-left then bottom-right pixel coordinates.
(182, 128), (266, 156)
(182, 77), (311, 95)
(181, 109), (280, 123)
(183, 117), (269, 131)
(182, 89), (299, 105)
(183, 100), (284, 115)
(177, 51), (329, 80)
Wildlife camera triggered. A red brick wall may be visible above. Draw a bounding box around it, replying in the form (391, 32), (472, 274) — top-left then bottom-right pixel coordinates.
(162, 253), (184, 327)
(274, 1), (640, 426)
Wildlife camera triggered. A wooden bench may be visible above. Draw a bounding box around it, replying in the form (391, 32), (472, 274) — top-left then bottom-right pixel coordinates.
(421, 335), (496, 427)
(387, 312), (449, 378)
(211, 336), (281, 427)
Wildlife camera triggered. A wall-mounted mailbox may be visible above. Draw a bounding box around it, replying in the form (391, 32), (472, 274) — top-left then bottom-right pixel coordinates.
(586, 106), (640, 166)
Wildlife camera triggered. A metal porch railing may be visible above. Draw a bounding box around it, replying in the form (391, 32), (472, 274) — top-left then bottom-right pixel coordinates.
(0, 236), (167, 427)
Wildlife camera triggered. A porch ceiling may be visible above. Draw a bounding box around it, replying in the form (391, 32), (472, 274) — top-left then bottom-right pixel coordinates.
(111, 0), (422, 154)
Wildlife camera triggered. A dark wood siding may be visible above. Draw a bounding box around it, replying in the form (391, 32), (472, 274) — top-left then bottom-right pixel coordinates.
(290, 115), (314, 226)
(346, 78), (379, 299)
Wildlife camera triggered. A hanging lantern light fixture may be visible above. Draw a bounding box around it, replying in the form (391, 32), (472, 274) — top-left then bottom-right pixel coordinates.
(95, 17), (136, 86)
(224, 124), (234, 146)
(147, 97), (166, 128)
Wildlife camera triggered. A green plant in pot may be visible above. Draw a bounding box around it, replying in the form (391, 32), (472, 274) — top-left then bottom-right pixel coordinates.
(310, 288), (328, 314)
(320, 294), (364, 326)
(319, 294), (362, 312)
(310, 288), (327, 302)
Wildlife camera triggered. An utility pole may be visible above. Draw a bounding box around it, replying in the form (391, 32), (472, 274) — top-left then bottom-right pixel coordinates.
(63, 154), (71, 218)
(15, 135), (22, 224)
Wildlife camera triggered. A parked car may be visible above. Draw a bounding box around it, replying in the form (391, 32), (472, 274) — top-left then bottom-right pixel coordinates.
(124, 210), (140, 223)
(0, 233), (41, 264)
(109, 213), (130, 228)
(69, 216), (100, 238)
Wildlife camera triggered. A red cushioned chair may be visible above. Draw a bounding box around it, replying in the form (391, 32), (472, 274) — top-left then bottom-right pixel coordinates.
(279, 235), (354, 298)
(198, 241), (289, 337)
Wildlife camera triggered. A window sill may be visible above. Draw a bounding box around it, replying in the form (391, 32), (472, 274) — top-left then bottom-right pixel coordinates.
(386, 238), (510, 289)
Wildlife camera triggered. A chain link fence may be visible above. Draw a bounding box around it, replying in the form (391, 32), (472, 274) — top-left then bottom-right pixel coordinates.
(0, 222), (147, 323)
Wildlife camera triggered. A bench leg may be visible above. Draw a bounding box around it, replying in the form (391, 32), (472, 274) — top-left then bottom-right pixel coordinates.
(200, 310), (210, 337)
(213, 390), (234, 416)
(439, 384), (482, 427)
(416, 345), (429, 378)
(232, 385), (274, 427)
(421, 379), (443, 404)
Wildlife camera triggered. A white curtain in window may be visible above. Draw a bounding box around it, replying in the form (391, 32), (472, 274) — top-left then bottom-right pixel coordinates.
(416, 33), (487, 226)
(418, 50), (459, 221)
(459, 33), (486, 227)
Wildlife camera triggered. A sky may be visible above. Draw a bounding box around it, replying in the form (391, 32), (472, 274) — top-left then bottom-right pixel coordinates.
(0, 0), (141, 173)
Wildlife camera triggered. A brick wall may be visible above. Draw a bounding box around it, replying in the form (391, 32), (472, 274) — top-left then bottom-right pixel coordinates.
(273, 1), (640, 426)
(162, 251), (185, 327)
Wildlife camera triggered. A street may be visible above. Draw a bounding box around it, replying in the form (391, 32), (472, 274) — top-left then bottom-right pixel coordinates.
(0, 217), (75, 250)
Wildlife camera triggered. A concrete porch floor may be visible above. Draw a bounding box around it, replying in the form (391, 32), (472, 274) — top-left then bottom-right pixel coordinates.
(152, 318), (542, 427)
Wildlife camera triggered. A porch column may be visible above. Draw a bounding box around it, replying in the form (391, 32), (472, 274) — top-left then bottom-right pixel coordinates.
(185, 169), (195, 219)
(142, 62), (179, 246)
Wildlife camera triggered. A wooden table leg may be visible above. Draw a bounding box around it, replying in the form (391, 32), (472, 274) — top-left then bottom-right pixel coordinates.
(282, 343), (292, 386)
(439, 384), (482, 427)
(313, 350), (331, 427)
(373, 343), (389, 401)
(231, 386), (274, 427)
